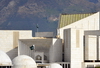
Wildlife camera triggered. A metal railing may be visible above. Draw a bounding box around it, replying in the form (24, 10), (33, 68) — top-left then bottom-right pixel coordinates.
(57, 62), (70, 68)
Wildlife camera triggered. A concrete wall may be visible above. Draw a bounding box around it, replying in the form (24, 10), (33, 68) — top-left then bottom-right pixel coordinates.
(19, 38), (62, 63)
(59, 12), (100, 39)
(18, 40), (33, 57)
(35, 32), (54, 37)
(99, 36), (100, 60)
(19, 39), (52, 63)
(0, 30), (32, 60)
(64, 28), (71, 62)
(64, 28), (84, 68)
(49, 38), (62, 63)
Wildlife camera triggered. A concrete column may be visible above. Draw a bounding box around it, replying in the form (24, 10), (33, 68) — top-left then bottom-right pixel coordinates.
(42, 53), (44, 63)
(97, 36), (99, 60)
(84, 35), (89, 60)
(99, 36), (100, 60)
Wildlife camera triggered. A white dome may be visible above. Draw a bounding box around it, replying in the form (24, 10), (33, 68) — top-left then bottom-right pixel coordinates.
(49, 63), (62, 68)
(13, 55), (37, 68)
(0, 50), (12, 66)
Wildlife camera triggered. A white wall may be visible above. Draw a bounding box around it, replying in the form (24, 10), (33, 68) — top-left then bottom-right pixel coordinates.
(19, 38), (62, 63)
(71, 29), (84, 68)
(64, 28), (84, 68)
(19, 31), (32, 39)
(0, 31), (13, 52)
(59, 12), (100, 39)
(0, 30), (32, 60)
(18, 40), (33, 57)
(49, 38), (62, 63)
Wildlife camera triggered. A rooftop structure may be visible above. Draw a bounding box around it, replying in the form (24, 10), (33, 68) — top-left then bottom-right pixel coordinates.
(35, 32), (54, 38)
(18, 38), (62, 63)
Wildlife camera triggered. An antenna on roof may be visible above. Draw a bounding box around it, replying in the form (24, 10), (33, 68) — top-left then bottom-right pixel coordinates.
(36, 24), (39, 37)
(36, 24), (39, 32)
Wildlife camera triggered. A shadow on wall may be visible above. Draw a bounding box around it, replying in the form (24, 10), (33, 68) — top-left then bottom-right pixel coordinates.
(49, 39), (62, 62)
(6, 47), (18, 60)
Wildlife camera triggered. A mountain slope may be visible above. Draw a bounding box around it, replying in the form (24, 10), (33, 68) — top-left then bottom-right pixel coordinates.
(0, 0), (99, 34)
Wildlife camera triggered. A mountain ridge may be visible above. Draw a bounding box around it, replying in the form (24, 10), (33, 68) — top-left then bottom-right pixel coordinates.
(0, 0), (100, 34)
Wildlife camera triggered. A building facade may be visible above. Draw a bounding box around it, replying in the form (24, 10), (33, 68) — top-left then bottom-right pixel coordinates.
(0, 12), (100, 68)
(18, 38), (62, 63)
(58, 12), (100, 68)
(0, 30), (32, 60)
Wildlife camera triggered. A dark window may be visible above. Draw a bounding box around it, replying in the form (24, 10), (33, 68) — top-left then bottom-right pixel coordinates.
(84, 60), (94, 62)
(44, 55), (47, 60)
(37, 66), (46, 68)
(0, 66), (11, 68)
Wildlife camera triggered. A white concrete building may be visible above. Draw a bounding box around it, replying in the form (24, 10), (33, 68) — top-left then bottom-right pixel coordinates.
(58, 12), (100, 39)
(0, 30), (32, 60)
(18, 38), (62, 63)
(18, 32), (62, 68)
(0, 30), (63, 68)
(1, 12), (100, 68)
(58, 12), (100, 68)
(63, 28), (84, 68)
